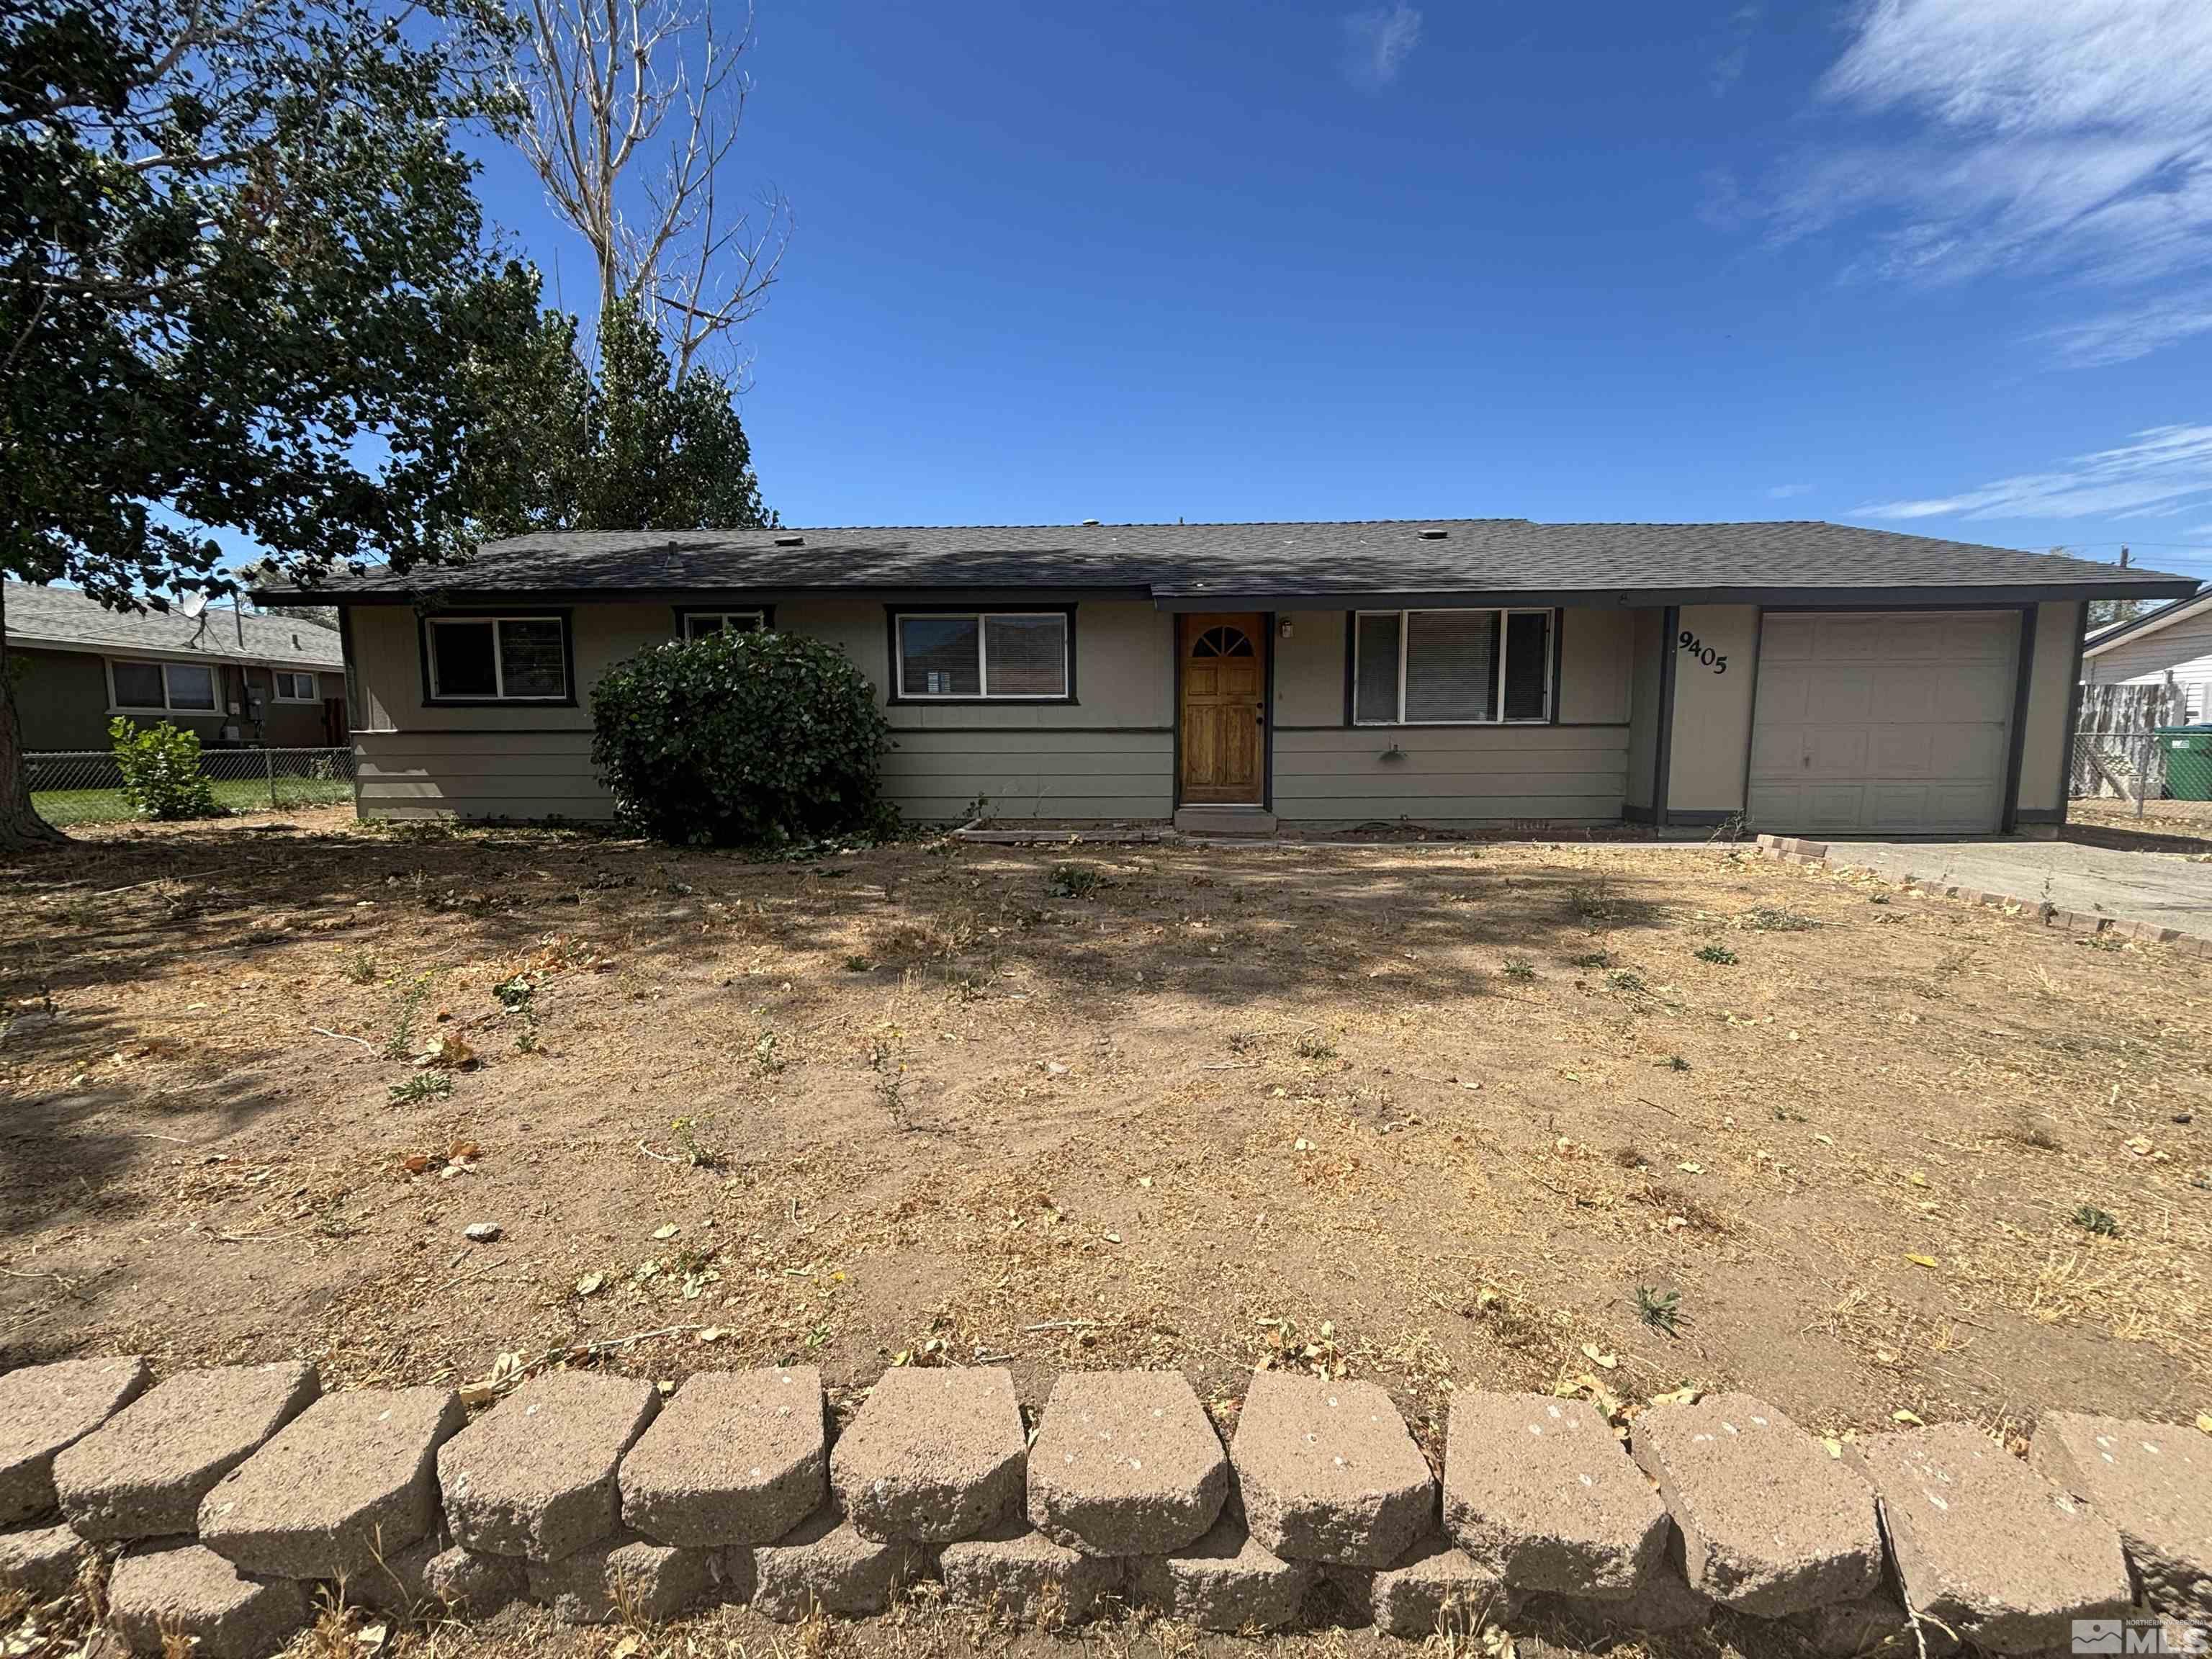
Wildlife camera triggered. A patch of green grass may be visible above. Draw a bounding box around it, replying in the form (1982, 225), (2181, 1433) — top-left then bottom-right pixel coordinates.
(1695, 943), (1738, 965)
(1634, 1285), (1684, 1336)
(2071, 1204), (2121, 1237)
(30, 778), (351, 827)
(1502, 957), (1536, 982)
(1744, 907), (1818, 932)
(1048, 862), (1107, 899)
(387, 1072), (454, 1105)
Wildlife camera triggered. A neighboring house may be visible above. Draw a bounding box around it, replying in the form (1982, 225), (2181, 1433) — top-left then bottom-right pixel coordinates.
(5, 581), (346, 750)
(2080, 593), (2212, 721)
(254, 520), (2193, 837)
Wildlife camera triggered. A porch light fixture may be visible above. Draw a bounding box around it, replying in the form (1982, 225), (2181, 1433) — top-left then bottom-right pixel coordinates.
(1277, 618), (1294, 640)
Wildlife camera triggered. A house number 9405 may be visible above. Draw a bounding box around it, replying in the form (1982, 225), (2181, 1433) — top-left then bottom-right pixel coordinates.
(1678, 631), (1728, 673)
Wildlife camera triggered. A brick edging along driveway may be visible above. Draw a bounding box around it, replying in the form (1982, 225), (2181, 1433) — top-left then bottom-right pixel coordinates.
(1755, 835), (2212, 957)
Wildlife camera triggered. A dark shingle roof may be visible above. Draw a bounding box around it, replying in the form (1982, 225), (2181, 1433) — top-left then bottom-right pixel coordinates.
(5, 581), (343, 667)
(256, 519), (2196, 606)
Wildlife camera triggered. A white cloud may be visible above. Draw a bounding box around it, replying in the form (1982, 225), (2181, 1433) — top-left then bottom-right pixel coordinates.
(1728, 1), (2212, 366)
(1342, 4), (1421, 90)
(2038, 291), (2212, 368)
(1766, 482), (1815, 500)
(1710, 3), (1760, 97)
(1854, 424), (2212, 521)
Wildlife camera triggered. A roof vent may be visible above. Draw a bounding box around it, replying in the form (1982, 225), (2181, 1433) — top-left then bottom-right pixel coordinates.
(774, 534), (805, 547)
(1082, 518), (1101, 527)
(1419, 528), (1449, 540)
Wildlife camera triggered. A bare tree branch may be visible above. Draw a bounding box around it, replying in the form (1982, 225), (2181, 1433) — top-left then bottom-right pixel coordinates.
(510, 0), (788, 372)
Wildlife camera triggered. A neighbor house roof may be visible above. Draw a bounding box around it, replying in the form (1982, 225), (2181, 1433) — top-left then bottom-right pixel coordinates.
(4, 581), (344, 670)
(254, 519), (2198, 611)
(2082, 590), (2212, 659)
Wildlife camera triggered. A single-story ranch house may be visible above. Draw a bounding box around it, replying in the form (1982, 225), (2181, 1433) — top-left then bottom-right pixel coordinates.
(2080, 588), (2212, 723)
(6, 580), (347, 751)
(257, 520), (2195, 837)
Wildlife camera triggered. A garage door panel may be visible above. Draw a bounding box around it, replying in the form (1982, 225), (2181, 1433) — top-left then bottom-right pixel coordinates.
(1807, 727), (1869, 775)
(1870, 667), (1941, 722)
(1946, 613), (2017, 660)
(1871, 727), (1934, 775)
(1807, 667), (1876, 719)
(1930, 724), (2008, 775)
(1812, 618), (1885, 659)
(1748, 608), (2017, 835)
(1941, 665), (2015, 721)
(1761, 616), (1819, 663)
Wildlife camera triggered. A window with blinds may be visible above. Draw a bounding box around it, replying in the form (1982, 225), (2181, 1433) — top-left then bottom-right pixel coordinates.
(1351, 608), (1553, 724)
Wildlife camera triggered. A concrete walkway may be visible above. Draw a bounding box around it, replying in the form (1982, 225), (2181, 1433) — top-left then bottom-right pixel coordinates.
(1831, 837), (2212, 936)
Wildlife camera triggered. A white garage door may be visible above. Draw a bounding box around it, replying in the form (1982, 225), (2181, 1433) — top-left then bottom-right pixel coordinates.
(1748, 611), (2018, 835)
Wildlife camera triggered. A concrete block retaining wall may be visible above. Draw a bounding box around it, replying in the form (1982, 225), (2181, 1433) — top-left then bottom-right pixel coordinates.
(0, 1357), (2204, 1656)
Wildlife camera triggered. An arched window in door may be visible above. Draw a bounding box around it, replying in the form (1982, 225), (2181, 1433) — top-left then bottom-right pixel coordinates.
(1190, 625), (1254, 658)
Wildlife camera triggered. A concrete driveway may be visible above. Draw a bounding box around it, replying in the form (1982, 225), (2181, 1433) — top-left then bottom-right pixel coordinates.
(1832, 837), (2212, 937)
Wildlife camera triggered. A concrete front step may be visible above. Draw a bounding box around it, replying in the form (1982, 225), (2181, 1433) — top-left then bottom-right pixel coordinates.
(1172, 806), (1277, 835)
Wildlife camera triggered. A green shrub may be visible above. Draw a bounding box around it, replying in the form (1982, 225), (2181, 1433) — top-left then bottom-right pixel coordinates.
(108, 718), (217, 820)
(590, 631), (894, 846)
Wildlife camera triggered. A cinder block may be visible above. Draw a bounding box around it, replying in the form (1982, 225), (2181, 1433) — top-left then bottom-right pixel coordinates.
(55, 1363), (319, 1542)
(1534, 1557), (1715, 1637)
(199, 1385), (464, 1580)
(1784, 1583), (1914, 1655)
(1027, 1370), (1226, 1556)
(829, 1365), (1024, 1542)
(1443, 1392), (1666, 1598)
(0, 1521), (81, 1601)
(751, 1505), (937, 1621)
(939, 1517), (1123, 1626)
(620, 1367), (825, 1547)
(524, 1532), (721, 1624)
(1852, 1421), (2132, 1654)
(1230, 1371), (1436, 1567)
(106, 1542), (309, 1659)
(0, 1357), (150, 1525)
(2030, 1411), (2211, 1621)
(1629, 1392), (1881, 1617)
(436, 1372), (659, 1561)
(341, 1531), (441, 1617)
(1128, 1514), (1311, 1632)
(1328, 1534), (1517, 1638)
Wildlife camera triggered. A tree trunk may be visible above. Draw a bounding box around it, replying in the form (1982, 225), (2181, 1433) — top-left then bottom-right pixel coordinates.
(0, 583), (69, 850)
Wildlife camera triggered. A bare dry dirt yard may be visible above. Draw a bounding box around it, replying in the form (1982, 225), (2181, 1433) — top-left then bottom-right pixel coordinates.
(3, 807), (2209, 1658)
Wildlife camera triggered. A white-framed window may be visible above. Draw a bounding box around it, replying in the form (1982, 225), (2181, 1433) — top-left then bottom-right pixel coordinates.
(271, 670), (320, 702)
(109, 657), (219, 714)
(892, 610), (1071, 701)
(1352, 608), (1554, 724)
(423, 614), (569, 702)
(681, 610), (768, 640)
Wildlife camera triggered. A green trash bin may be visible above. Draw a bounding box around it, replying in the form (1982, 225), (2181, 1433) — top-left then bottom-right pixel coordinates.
(2154, 724), (2212, 801)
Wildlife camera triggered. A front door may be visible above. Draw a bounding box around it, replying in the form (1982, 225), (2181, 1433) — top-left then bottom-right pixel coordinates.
(1178, 613), (1266, 804)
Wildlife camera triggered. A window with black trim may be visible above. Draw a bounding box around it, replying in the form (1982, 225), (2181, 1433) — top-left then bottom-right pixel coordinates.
(111, 658), (217, 713)
(425, 616), (569, 702)
(893, 611), (1070, 700)
(1352, 608), (1552, 724)
(680, 610), (768, 640)
(271, 670), (320, 702)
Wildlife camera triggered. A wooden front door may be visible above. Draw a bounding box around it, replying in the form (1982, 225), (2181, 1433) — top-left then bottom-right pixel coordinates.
(1178, 613), (1266, 804)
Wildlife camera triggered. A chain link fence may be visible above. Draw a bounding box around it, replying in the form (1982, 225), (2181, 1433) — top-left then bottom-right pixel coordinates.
(2069, 729), (2169, 819)
(24, 747), (356, 827)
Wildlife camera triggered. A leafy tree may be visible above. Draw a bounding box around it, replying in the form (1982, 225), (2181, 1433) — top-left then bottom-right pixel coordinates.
(467, 297), (774, 536)
(1, 0), (531, 847)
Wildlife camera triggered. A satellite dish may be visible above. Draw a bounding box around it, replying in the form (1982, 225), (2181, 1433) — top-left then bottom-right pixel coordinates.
(181, 592), (208, 619)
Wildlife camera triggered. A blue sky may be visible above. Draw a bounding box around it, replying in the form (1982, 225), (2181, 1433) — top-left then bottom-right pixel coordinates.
(465, 0), (2212, 583)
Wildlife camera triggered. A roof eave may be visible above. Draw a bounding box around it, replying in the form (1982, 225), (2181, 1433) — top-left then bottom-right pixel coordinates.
(1153, 579), (2201, 611)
